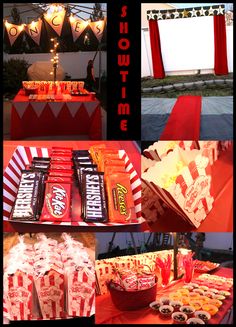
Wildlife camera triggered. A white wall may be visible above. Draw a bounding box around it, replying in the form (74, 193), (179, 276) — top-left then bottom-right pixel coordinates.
(142, 20), (233, 77)
(3, 51), (107, 79)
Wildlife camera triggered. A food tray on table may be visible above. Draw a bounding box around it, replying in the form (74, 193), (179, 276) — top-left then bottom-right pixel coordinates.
(194, 260), (220, 273)
(3, 145), (143, 229)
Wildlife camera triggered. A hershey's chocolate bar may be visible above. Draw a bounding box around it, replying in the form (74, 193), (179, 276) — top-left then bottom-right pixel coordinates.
(82, 172), (107, 222)
(11, 170), (45, 220)
(75, 164), (97, 192)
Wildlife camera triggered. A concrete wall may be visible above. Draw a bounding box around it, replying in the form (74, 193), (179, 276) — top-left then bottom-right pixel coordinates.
(3, 51), (107, 79)
(142, 21), (233, 77)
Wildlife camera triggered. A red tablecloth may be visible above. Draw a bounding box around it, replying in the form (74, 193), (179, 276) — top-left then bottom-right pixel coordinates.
(3, 141), (149, 232)
(147, 145), (233, 232)
(95, 267), (233, 324)
(160, 96), (202, 140)
(10, 90), (102, 140)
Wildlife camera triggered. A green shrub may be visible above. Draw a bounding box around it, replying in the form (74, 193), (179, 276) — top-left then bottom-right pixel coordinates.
(3, 58), (30, 94)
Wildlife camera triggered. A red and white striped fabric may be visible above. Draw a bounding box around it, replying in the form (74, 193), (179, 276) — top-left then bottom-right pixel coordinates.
(34, 270), (64, 319)
(67, 268), (95, 317)
(4, 271), (34, 320)
(3, 146), (143, 227)
(142, 151), (214, 228)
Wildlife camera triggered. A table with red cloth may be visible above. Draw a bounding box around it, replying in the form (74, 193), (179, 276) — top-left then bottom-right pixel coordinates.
(10, 89), (102, 140)
(95, 267), (233, 325)
(146, 145), (233, 232)
(3, 140), (149, 233)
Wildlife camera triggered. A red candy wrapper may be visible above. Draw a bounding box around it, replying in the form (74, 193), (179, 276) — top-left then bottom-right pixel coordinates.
(120, 270), (138, 291)
(137, 274), (156, 290)
(34, 269), (64, 319)
(50, 161), (73, 170)
(40, 181), (72, 222)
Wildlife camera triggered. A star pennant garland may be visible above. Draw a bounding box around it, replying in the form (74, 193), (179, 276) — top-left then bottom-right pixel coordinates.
(147, 5), (225, 20)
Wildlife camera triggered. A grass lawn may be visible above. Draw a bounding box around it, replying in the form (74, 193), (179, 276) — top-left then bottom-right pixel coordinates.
(141, 73), (233, 88)
(142, 87), (233, 98)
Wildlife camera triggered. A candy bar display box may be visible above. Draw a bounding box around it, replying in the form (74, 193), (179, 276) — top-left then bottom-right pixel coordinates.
(3, 145), (143, 228)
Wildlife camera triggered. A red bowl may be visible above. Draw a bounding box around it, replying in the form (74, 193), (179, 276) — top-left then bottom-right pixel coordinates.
(24, 87), (39, 95)
(108, 278), (157, 311)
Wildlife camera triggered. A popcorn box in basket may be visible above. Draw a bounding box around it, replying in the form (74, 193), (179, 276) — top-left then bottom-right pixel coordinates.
(66, 267), (95, 317)
(143, 141), (196, 161)
(220, 140), (233, 151)
(4, 270), (34, 320)
(95, 261), (116, 295)
(3, 145), (143, 228)
(142, 147), (214, 228)
(34, 269), (64, 319)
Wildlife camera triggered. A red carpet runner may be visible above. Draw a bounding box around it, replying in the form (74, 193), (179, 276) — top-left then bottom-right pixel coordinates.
(160, 95), (202, 140)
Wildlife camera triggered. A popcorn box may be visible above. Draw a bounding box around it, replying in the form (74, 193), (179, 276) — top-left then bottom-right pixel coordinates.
(4, 270), (34, 320)
(142, 183), (166, 223)
(142, 147), (214, 228)
(34, 269), (64, 319)
(143, 141), (196, 161)
(95, 261), (116, 295)
(67, 267), (95, 317)
(197, 141), (219, 165)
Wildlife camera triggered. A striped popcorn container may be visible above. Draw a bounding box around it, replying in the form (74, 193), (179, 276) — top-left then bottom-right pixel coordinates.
(219, 140), (233, 151)
(142, 183), (166, 223)
(142, 147), (214, 228)
(197, 141), (219, 165)
(143, 141), (196, 161)
(4, 271), (34, 320)
(95, 261), (116, 295)
(67, 267), (95, 317)
(34, 269), (64, 319)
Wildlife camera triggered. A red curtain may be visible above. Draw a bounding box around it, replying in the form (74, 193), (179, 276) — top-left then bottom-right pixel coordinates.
(148, 19), (165, 79)
(214, 15), (228, 75)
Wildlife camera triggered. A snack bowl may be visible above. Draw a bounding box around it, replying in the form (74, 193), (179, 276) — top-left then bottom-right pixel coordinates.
(218, 290), (230, 297)
(189, 292), (200, 300)
(194, 310), (211, 323)
(186, 317), (205, 324)
(160, 296), (170, 305)
(180, 296), (190, 305)
(177, 288), (190, 296)
(189, 300), (202, 311)
(188, 283), (199, 289)
(169, 292), (181, 301)
(201, 304), (218, 316)
(204, 291), (215, 299)
(208, 299), (222, 308)
(198, 296), (210, 305)
(214, 294), (226, 301)
(170, 300), (183, 312)
(192, 289), (204, 296)
(208, 288), (219, 294)
(180, 305), (195, 317)
(159, 305), (174, 318)
(172, 311), (188, 324)
(183, 285), (194, 291)
(149, 300), (161, 312)
(199, 286), (209, 291)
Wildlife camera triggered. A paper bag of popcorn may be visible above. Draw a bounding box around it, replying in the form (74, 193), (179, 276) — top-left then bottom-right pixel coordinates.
(142, 147), (214, 228)
(143, 141), (196, 161)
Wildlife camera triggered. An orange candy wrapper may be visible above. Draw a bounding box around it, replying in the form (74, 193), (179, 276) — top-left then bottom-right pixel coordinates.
(106, 172), (136, 223)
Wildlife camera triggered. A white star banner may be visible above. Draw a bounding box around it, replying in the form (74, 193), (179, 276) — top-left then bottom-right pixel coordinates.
(25, 19), (43, 45)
